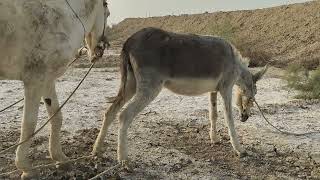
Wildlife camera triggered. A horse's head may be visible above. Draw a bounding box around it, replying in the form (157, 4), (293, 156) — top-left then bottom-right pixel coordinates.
(236, 64), (269, 122)
(85, 0), (110, 62)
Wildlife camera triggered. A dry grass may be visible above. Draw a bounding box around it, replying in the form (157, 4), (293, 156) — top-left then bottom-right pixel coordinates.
(207, 21), (271, 67)
(285, 64), (320, 99)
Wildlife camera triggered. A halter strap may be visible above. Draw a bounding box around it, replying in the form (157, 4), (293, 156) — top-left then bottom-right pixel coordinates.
(65, 0), (86, 40)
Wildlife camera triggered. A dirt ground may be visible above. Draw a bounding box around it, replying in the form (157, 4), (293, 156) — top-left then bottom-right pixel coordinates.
(0, 51), (320, 180)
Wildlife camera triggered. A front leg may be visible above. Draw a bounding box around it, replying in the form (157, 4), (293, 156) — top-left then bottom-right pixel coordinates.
(209, 92), (221, 144)
(15, 82), (42, 179)
(42, 82), (68, 162)
(220, 87), (246, 157)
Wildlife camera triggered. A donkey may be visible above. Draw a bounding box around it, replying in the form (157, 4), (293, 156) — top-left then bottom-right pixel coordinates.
(92, 27), (268, 167)
(0, 0), (109, 178)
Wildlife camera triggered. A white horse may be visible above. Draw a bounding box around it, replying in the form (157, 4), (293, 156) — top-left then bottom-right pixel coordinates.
(92, 27), (268, 168)
(0, 0), (110, 179)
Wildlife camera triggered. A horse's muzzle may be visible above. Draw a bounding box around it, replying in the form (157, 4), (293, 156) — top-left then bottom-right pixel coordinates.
(90, 38), (110, 63)
(241, 113), (249, 122)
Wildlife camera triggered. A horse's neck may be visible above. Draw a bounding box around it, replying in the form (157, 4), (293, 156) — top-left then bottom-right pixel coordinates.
(68, 0), (98, 35)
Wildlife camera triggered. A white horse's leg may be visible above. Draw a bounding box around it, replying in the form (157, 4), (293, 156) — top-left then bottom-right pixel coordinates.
(220, 87), (246, 157)
(42, 81), (68, 162)
(209, 92), (221, 144)
(15, 82), (42, 179)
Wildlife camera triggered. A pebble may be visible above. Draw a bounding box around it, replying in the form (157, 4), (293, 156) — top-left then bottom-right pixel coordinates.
(285, 157), (295, 163)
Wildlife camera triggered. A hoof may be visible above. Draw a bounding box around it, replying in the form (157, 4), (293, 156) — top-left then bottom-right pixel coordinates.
(21, 170), (38, 180)
(120, 160), (133, 173)
(211, 140), (221, 145)
(55, 161), (72, 171)
(92, 143), (105, 157)
(52, 155), (71, 171)
(91, 149), (103, 158)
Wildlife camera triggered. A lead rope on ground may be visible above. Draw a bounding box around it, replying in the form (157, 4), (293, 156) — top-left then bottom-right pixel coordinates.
(89, 164), (121, 180)
(0, 62), (96, 155)
(0, 98), (24, 113)
(0, 155), (94, 177)
(254, 99), (320, 136)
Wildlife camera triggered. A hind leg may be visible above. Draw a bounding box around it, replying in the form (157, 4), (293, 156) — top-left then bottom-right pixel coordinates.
(92, 71), (136, 155)
(209, 92), (221, 144)
(117, 78), (162, 167)
(42, 81), (68, 163)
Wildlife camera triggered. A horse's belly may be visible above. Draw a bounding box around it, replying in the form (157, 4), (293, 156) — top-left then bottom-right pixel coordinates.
(164, 78), (219, 96)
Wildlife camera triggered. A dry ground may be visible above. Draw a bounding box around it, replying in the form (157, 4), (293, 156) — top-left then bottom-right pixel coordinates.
(1, 53), (320, 179)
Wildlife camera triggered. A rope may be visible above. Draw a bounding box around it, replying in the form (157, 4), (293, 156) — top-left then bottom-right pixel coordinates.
(0, 155), (121, 179)
(0, 155), (94, 177)
(254, 99), (320, 136)
(89, 164), (121, 180)
(0, 62), (96, 155)
(65, 0), (86, 40)
(0, 98), (24, 113)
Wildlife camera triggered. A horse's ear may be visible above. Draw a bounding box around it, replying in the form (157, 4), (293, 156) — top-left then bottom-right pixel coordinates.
(242, 57), (250, 67)
(253, 64), (269, 82)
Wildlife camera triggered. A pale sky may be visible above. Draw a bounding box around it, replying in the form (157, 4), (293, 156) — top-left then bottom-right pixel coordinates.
(107, 0), (313, 24)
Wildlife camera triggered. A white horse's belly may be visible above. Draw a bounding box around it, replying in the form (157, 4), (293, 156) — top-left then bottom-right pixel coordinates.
(164, 78), (220, 96)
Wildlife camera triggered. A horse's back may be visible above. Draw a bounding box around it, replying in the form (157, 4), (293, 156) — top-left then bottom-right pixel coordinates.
(125, 27), (236, 80)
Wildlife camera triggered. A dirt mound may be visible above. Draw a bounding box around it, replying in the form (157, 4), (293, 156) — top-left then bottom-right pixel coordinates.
(109, 1), (320, 69)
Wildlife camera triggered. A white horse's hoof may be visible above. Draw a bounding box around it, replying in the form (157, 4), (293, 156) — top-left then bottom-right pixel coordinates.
(120, 160), (133, 173)
(21, 170), (38, 180)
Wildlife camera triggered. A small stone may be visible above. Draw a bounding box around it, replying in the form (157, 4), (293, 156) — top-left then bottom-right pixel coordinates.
(186, 159), (192, 164)
(285, 157), (295, 163)
(266, 153), (275, 158)
(191, 169), (200, 174)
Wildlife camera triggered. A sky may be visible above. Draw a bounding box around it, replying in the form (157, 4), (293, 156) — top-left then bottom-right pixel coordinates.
(107, 0), (312, 25)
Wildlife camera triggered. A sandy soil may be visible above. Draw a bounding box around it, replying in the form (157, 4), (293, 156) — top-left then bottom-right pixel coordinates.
(0, 65), (320, 179)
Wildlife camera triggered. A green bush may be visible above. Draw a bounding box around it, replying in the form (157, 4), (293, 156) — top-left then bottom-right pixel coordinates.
(285, 64), (320, 99)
